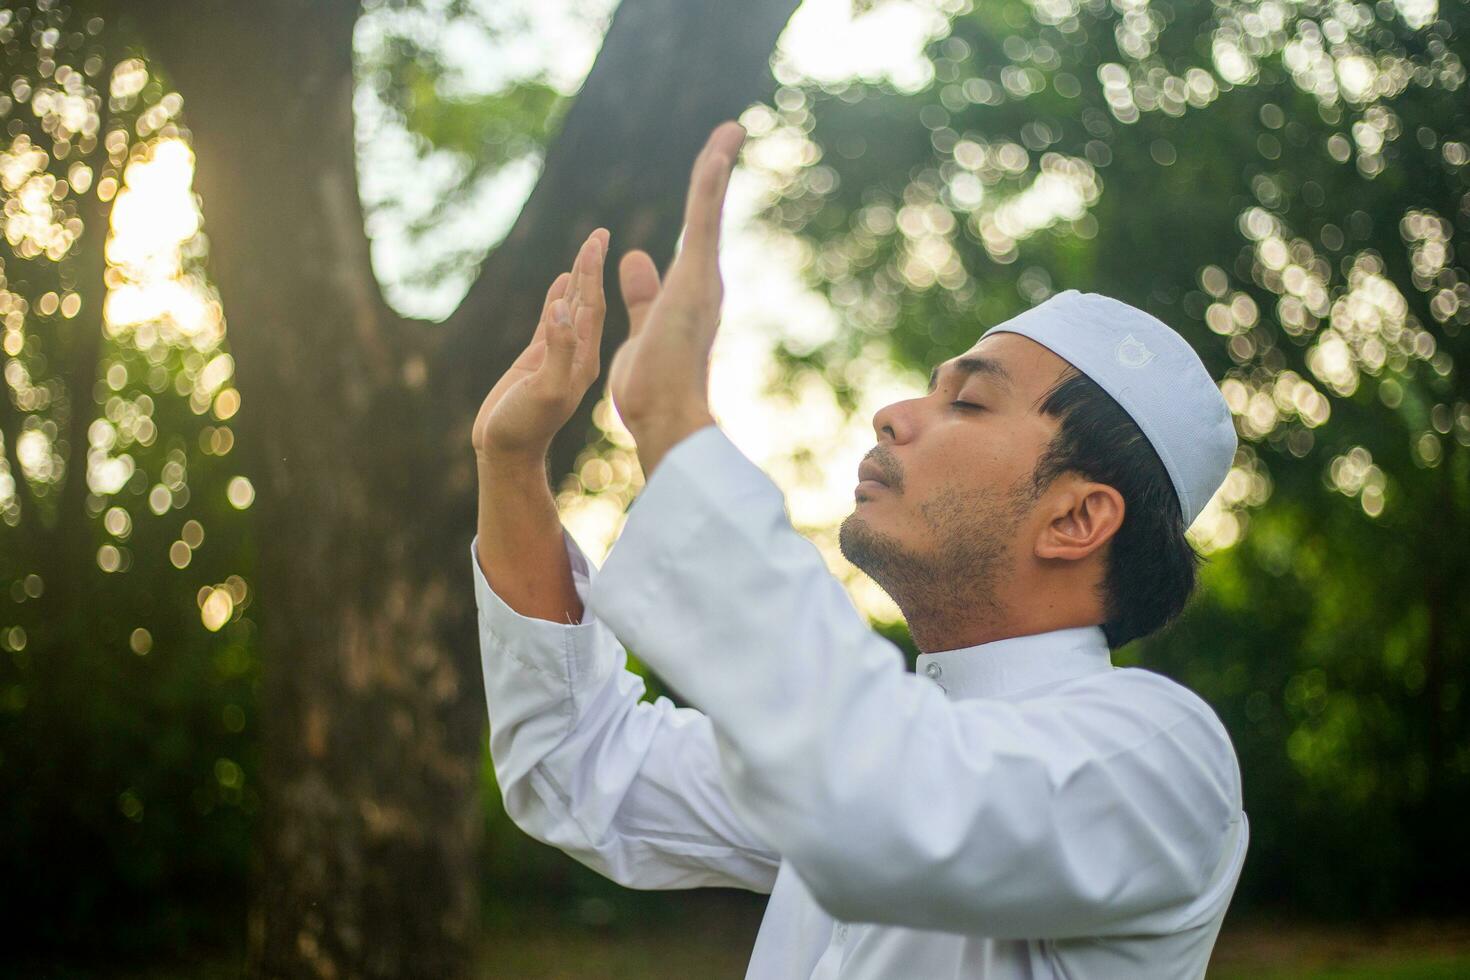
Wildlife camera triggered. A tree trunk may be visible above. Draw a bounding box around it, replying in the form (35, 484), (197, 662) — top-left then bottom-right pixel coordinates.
(116, 5), (477, 976)
(102, 0), (800, 975)
(434, 0), (802, 483)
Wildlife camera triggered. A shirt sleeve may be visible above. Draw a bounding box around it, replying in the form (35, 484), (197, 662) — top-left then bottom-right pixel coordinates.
(584, 424), (1244, 938)
(472, 527), (780, 893)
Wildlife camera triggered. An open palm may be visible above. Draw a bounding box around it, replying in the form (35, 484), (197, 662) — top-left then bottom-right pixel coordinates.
(472, 227), (610, 463)
(606, 121), (745, 434)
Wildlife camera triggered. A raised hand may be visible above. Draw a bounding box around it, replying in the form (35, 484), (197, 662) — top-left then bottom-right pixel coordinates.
(472, 227), (611, 464)
(605, 121), (745, 462)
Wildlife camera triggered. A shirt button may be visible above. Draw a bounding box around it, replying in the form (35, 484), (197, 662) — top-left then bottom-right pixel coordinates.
(924, 662), (943, 680)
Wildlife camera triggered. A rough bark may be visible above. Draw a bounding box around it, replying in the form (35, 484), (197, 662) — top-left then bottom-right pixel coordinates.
(116, 5), (475, 977)
(96, 0), (800, 975)
(435, 0), (802, 483)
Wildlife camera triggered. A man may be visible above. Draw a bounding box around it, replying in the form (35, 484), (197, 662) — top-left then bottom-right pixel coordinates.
(469, 121), (1248, 978)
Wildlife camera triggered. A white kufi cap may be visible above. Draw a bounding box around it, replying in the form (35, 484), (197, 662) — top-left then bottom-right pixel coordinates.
(984, 289), (1237, 528)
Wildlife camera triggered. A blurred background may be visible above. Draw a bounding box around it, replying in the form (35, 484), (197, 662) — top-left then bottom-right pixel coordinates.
(1, 0), (1467, 976)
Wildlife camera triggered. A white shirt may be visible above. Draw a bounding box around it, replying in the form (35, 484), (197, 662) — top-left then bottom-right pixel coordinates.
(473, 424), (1249, 979)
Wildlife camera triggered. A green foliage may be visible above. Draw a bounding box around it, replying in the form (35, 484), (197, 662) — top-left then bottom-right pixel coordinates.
(0, 4), (257, 954)
(1213, 959), (1470, 980)
(394, 60), (565, 162)
(754, 0), (1469, 916)
(354, 0), (578, 295)
(7, 0), (1470, 964)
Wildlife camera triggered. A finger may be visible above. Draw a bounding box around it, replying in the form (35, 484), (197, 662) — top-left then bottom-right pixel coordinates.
(569, 229), (609, 303)
(565, 237), (592, 314)
(618, 249), (662, 338)
(675, 122), (744, 274)
(567, 226), (608, 371)
(571, 302), (602, 379)
(539, 296), (578, 387)
(526, 272), (572, 351)
(590, 226), (611, 260)
(575, 228), (609, 326)
(579, 228), (610, 363)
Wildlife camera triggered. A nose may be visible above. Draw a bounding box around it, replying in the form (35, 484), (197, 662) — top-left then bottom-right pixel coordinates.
(867, 400), (918, 492)
(871, 394), (921, 445)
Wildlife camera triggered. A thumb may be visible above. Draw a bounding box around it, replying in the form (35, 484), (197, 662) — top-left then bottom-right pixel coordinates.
(618, 249), (661, 338)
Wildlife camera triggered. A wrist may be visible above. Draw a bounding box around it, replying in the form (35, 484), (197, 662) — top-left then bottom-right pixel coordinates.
(629, 407), (716, 478)
(477, 451), (559, 540)
(628, 402), (713, 442)
(476, 447), (550, 486)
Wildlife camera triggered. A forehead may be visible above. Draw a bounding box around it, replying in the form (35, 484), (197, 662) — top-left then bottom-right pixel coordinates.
(939, 331), (1075, 404)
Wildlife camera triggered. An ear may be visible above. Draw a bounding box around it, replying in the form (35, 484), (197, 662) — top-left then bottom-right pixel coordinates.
(1034, 479), (1125, 562)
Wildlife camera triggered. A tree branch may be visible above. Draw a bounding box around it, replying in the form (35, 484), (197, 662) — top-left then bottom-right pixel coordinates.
(431, 0), (802, 480)
(445, 0), (803, 330)
(103, 0), (422, 390)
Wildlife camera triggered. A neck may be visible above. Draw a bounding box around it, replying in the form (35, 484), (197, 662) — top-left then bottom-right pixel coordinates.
(895, 574), (1104, 655)
(905, 607), (1104, 654)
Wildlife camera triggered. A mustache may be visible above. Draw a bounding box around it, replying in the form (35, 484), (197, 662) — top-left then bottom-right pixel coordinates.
(861, 448), (902, 489)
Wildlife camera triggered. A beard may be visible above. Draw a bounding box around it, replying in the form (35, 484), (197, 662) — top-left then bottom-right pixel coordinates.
(838, 475), (1036, 626)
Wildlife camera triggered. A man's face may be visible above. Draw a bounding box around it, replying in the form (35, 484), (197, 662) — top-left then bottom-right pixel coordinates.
(838, 332), (1074, 614)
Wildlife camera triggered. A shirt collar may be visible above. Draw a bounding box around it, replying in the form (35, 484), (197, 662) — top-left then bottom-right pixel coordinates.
(913, 625), (1113, 700)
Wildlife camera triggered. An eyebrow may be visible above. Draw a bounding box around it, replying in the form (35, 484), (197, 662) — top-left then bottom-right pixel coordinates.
(927, 355), (1015, 396)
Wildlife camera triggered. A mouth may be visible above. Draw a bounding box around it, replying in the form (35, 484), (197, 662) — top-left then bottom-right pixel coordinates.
(857, 459), (889, 487)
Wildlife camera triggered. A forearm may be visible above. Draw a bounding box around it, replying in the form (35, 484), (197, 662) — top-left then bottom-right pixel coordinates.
(475, 451), (583, 625)
(469, 441), (780, 893)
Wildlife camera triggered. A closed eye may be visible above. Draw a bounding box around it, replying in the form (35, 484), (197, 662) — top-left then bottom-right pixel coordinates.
(951, 401), (985, 412)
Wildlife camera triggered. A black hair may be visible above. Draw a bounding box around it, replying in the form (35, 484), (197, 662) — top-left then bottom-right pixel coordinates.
(1028, 366), (1203, 650)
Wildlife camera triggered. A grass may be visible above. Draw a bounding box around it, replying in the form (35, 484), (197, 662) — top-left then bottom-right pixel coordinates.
(61, 946), (1470, 980)
(1211, 959), (1470, 980)
(10, 903), (1470, 978)
(475, 902), (1470, 980)
(1207, 917), (1470, 980)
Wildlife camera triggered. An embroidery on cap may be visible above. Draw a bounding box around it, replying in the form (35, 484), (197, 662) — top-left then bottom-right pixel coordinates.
(1115, 333), (1156, 368)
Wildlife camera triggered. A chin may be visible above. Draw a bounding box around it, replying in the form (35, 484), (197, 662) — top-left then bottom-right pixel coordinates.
(837, 512), (878, 570)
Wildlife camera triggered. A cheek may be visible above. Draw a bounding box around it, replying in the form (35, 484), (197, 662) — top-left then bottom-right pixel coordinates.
(929, 424), (1020, 487)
